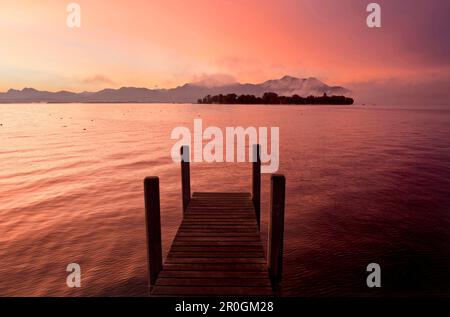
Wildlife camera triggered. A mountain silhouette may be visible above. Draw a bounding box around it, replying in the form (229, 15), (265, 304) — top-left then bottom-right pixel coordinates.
(0, 76), (350, 103)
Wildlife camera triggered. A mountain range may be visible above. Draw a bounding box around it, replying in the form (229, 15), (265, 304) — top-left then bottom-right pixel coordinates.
(0, 76), (350, 103)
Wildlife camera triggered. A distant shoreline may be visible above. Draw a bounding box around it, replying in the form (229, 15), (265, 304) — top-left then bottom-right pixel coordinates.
(0, 93), (354, 105)
(0, 101), (355, 105)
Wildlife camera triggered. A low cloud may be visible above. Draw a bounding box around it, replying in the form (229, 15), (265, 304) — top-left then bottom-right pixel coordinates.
(82, 75), (115, 86)
(191, 73), (237, 87)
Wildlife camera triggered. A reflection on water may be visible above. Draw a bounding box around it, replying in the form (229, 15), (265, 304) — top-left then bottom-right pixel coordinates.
(0, 103), (449, 296)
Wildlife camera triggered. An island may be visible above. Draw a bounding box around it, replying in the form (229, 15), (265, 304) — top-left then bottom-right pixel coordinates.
(198, 92), (354, 105)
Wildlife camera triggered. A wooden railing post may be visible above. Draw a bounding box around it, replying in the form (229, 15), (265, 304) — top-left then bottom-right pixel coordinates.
(268, 174), (285, 286)
(252, 144), (261, 229)
(181, 145), (191, 214)
(144, 177), (163, 287)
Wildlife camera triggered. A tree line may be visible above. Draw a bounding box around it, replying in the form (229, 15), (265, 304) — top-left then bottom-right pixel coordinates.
(198, 92), (354, 105)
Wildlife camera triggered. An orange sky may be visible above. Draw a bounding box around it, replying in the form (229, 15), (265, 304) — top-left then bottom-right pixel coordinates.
(1, 0), (449, 98)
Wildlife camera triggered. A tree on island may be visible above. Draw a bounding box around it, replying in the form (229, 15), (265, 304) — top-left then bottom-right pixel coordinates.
(198, 92), (354, 105)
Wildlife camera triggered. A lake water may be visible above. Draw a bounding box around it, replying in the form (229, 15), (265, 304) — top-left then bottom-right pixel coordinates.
(0, 103), (449, 296)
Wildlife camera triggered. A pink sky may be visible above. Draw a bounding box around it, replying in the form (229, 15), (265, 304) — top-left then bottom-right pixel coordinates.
(1, 0), (449, 104)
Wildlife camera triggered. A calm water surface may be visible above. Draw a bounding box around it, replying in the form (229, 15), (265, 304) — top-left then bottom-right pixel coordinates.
(0, 103), (449, 296)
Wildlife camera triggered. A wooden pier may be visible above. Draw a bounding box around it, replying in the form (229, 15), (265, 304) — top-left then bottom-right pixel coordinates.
(144, 145), (285, 296)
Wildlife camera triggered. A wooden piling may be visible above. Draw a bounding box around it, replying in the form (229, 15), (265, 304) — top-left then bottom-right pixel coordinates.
(180, 145), (191, 214)
(144, 177), (163, 287)
(252, 144), (261, 229)
(268, 174), (285, 286)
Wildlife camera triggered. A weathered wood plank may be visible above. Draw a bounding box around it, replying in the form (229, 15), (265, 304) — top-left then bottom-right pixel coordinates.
(174, 237), (261, 242)
(178, 227), (258, 231)
(178, 226), (257, 231)
(177, 232), (259, 236)
(170, 246), (264, 252)
(187, 213), (255, 216)
(182, 218), (256, 222)
(172, 241), (262, 246)
(156, 278), (271, 287)
(193, 192), (251, 197)
(152, 286), (273, 296)
(158, 270), (268, 279)
(162, 264), (268, 271)
(168, 249), (264, 258)
(165, 257), (267, 264)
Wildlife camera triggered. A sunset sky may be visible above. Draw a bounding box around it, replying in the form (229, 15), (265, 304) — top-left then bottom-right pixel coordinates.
(1, 0), (449, 104)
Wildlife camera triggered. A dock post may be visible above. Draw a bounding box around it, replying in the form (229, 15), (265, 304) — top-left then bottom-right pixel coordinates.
(181, 145), (191, 214)
(252, 144), (261, 229)
(144, 177), (163, 287)
(268, 174), (285, 286)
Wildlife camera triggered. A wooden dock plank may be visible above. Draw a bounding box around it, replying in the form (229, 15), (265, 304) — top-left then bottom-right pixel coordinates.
(165, 258), (267, 264)
(172, 241), (263, 246)
(150, 192), (273, 297)
(157, 270), (269, 279)
(162, 263), (268, 272)
(168, 252), (265, 258)
(152, 286), (273, 296)
(156, 278), (271, 287)
(169, 246), (264, 252)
